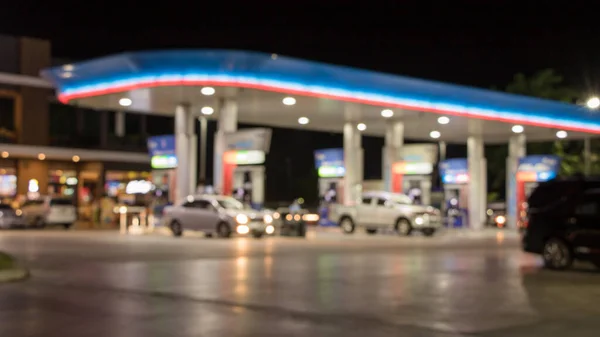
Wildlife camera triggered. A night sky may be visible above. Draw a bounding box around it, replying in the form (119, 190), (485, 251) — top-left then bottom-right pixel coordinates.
(2, 2), (599, 203)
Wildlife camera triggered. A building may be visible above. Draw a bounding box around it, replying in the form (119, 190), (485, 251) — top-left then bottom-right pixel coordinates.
(0, 35), (173, 214)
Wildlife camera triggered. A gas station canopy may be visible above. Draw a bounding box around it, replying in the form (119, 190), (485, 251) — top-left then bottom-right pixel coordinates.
(42, 50), (600, 143)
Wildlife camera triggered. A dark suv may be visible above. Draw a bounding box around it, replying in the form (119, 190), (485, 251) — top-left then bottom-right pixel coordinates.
(522, 178), (600, 270)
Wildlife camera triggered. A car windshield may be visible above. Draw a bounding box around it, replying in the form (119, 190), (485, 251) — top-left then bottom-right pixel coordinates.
(216, 198), (244, 210)
(388, 194), (413, 205)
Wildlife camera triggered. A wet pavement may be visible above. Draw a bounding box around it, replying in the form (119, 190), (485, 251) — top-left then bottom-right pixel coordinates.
(0, 229), (599, 336)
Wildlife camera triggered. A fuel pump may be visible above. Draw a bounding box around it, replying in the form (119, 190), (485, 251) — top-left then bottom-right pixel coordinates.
(314, 148), (345, 226)
(439, 158), (469, 228)
(514, 155), (561, 229)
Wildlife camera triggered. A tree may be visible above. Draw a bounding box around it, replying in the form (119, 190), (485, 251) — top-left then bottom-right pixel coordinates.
(487, 69), (585, 197)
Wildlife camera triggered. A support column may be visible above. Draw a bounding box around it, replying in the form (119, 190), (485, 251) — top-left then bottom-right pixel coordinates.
(467, 135), (486, 229)
(213, 99), (238, 193)
(251, 166), (265, 209)
(584, 137), (591, 176)
(188, 117), (197, 195)
(506, 134), (526, 229)
(115, 111), (125, 137)
(343, 122), (363, 205)
(199, 117), (208, 182)
(175, 104), (192, 203)
(383, 121), (404, 192)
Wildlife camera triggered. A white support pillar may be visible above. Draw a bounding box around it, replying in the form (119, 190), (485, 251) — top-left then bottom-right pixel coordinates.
(188, 121), (198, 195)
(175, 104), (192, 203)
(383, 121), (404, 192)
(213, 99), (238, 193)
(343, 122), (363, 205)
(250, 166), (265, 209)
(115, 111), (125, 137)
(467, 135), (486, 229)
(506, 134), (526, 229)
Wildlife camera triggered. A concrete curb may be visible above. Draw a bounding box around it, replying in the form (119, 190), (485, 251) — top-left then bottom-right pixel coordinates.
(0, 267), (30, 283)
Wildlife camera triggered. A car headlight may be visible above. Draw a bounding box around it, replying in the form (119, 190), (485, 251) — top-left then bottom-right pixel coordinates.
(236, 225), (250, 234)
(236, 214), (249, 225)
(415, 216), (424, 225)
(263, 214), (273, 224)
(273, 212), (280, 220)
(15, 209), (22, 216)
(495, 215), (506, 225)
(265, 225), (275, 234)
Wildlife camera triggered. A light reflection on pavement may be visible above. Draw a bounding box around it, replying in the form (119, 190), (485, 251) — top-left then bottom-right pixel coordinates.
(0, 229), (599, 337)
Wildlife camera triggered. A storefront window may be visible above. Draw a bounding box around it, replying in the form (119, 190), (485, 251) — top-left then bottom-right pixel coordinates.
(0, 167), (17, 198)
(48, 169), (78, 198)
(105, 171), (152, 205)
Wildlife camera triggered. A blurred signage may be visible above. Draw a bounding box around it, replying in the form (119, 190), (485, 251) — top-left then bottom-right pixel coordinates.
(314, 148), (344, 177)
(225, 128), (272, 153)
(318, 166), (346, 178)
(439, 158), (469, 184)
(517, 155), (560, 182)
(401, 144), (438, 164)
(125, 180), (153, 194)
(151, 154), (178, 169)
(148, 135), (177, 169)
(147, 135), (175, 157)
(392, 161), (433, 175)
(224, 150), (265, 165)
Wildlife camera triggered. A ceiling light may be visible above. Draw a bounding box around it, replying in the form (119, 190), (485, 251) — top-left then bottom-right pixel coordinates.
(586, 96), (600, 109)
(511, 125), (524, 133)
(271, 53), (278, 60)
(282, 97), (296, 106)
(60, 72), (73, 79)
(1, 151), (8, 158)
(437, 116), (450, 125)
(556, 130), (568, 139)
(201, 106), (214, 115)
(201, 87), (215, 96)
(119, 98), (132, 107)
(72, 155), (80, 163)
(357, 123), (367, 131)
(381, 109), (394, 118)
(62, 64), (74, 72)
(429, 130), (441, 139)
(38, 153), (46, 160)
(298, 117), (309, 125)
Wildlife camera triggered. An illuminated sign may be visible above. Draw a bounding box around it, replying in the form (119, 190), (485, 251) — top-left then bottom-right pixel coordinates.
(517, 155), (561, 182)
(224, 150), (265, 165)
(392, 162), (433, 175)
(314, 148), (345, 177)
(125, 180), (153, 194)
(151, 154), (178, 169)
(439, 158), (468, 184)
(318, 166), (345, 178)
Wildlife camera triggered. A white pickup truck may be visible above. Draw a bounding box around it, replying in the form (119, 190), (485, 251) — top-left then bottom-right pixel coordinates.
(329, 191), (442, 236)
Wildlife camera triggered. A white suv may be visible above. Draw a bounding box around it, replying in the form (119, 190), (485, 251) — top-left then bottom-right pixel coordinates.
(21, 197), (77, 229)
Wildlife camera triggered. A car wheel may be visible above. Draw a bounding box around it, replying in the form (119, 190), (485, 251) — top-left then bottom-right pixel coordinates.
(170, 220), (183, 237)
(63, 223), (73, 230)
(422, 228), (436, 237)
(543, 238), (573, 270)
(217, 222), (232, 238)
(252, 232), (264, 239)
(365, 228), (377, 235)
(340, 217), (355, 234)
(396, 218), (412, 236)
(34, 217), (45, 229)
